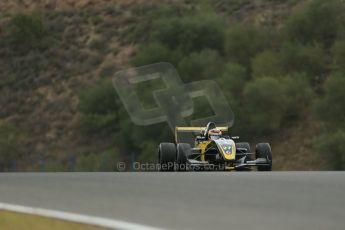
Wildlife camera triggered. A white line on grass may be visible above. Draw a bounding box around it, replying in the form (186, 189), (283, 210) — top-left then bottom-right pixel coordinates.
(0, 202), (164, 230)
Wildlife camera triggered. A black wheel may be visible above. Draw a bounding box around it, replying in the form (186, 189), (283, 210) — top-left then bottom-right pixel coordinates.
(176, 143), (191, 171)
(236, 142), (251, 152)
(158, 143), (176, 171)
(255, 143), (272, 171)
(236, 142), (252, 161)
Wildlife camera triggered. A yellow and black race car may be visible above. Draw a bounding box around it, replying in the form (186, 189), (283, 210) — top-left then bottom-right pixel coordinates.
(158, 122), (272, 171)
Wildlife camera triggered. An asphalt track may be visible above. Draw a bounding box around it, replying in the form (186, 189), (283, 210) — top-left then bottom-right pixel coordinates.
(0, 172), (344, 230)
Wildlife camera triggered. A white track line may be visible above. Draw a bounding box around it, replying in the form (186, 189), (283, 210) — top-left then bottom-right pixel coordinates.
(0, 202), (164, 230)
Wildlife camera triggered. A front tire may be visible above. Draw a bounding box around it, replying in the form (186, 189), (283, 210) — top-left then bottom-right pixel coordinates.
(158, 143), (176, 171)
(236, 142), (252, 161)
(176, 143), (191, 171)
(255, 143), (272, 171)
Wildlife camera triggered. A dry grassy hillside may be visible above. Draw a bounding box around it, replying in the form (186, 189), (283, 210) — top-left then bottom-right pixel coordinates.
(0, 0), (329, 171)
(0, 0), (139, 169)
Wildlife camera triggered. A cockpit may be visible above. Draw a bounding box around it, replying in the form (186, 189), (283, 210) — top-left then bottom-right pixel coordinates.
(209, 134), (222, 140)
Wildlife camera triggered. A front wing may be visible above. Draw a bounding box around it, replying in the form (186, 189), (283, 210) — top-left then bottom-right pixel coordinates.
(185, 156), (271, 171)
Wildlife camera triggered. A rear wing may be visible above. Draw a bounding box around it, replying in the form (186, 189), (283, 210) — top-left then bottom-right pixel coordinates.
(175, 126), (229, 144)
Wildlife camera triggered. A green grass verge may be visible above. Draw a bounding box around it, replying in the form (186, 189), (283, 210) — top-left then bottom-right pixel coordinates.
(0, 211), (110, 230)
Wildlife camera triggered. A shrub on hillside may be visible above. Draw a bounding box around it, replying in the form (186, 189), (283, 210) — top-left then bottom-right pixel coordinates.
(281, 74), (313, 119)
(216, 62), (248, 97)
(78, 80), (119, 133)
(314, 73), (345, 131)
(242, 77), (287, 134)
(280, 42), (328, 80)
(284, 0), (343, 47)
(279, 42), (301, 72)
(332, 40), (345, 73)
(242, 75), (312, 134)
(298, 43), (329, 79)
(252, 50), (284, 78)
(98, 149), (120, 171)
(225, 24), (270, 68)
(137, 141), (158, 163)
(178, 49), (224, 82)
(7, 13), (48, 52)
(0, 124), (25, 171)
(124, 4), (188, 43)
(313, 131), (345, 170)
(76, 153), (100, 172)
(151, 15), (226, 54)
(78, 79), (173, 163)
(211, 0), (251, 14)
(44, 161), (65, 172)
(131, 43), (182, 67)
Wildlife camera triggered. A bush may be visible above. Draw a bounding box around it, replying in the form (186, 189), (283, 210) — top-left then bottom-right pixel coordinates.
(314, 73), (345, 131)
(242, 77), (287, 134)
(45, 161), (65, 172)
(0, 124), (25, 171)
(131, 43), (182, 67)
(252, 50), (284, 78)
(281, 74), (313, 119)
(99, 149), (120, 171)
(284, 0), (343, 47)
(313, 130), (345, 170)
(78, 80), (119, 133)
(76, 153), (100, 171)
(225, 24), (270, 68)
(89, 37), (108, 52)
(332, 40), (345, 73)
(126, 4), (187, 43)
(280, 42), (328, 79)
(151, 14), (226, 54)
(242, 75), (312, 134)
(216, 62), (248, 97)
(7, 13), (47, 52)
(178, 49), (224, 82)
(78, 79), (172, 163)
(298, 43), (329, 79)
(211, 0), (251, 14)
(104, 5), (119, 16)
(137, 141), (158, 163)
(279, 42), (301, 72)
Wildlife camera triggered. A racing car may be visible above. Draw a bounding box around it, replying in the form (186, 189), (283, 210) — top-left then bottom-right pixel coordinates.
(158, 122), (272, 171)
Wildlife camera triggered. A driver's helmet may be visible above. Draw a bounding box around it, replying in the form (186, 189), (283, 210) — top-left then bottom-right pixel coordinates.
(208, 129), (222, 140)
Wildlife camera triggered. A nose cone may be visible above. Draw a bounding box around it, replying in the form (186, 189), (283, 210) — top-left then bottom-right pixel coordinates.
(215, 139), (236, 161)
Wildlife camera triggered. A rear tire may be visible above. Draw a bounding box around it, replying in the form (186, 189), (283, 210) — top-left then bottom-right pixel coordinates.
(158, 143), (176, 171)
(255, 143), (272, 171)
(176, 143), (191, 171)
